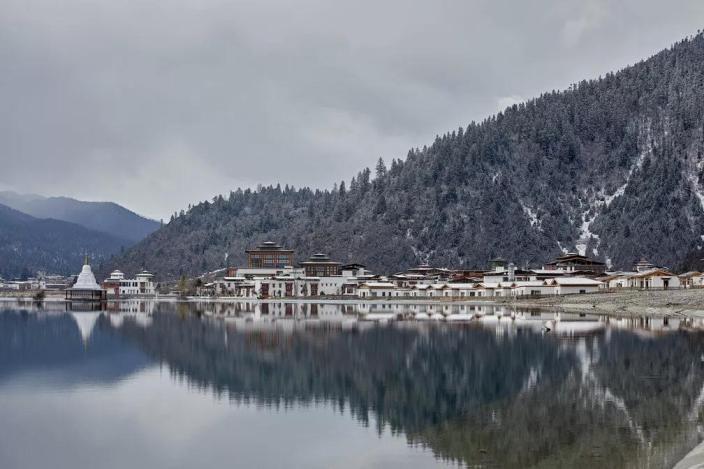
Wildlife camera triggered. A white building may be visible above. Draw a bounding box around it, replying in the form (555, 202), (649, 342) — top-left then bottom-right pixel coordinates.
(627, 269), (681, 289)
(550, 277), (602, 295)
(511, 281), (556, 296)
(679, 271), (704, 288)
(357, 282), (397, 298)
(105, 270), (157, 297)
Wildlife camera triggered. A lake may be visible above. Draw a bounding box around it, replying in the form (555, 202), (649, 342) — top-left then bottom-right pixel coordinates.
(1, 299), (704, 468)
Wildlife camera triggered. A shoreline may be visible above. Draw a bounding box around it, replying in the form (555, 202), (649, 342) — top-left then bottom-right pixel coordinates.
(495, 289), (704, 318)
(3, 289), (704, 318)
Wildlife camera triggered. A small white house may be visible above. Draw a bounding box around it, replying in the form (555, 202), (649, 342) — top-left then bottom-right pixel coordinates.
(604, 273), (633, 289)
(357, 282), (397, 298)
(627, 269), (681, 289)
(511, 281), (556, 296)
(550, 277), (602, 295)
(679, 271), (704, 288)
(317, 276), (348, 295)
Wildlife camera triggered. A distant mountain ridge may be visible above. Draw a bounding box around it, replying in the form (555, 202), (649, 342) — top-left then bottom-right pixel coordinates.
(0, 191), (159, 242)
(110, 33), (704, 278)
(0, 203), (130, 278)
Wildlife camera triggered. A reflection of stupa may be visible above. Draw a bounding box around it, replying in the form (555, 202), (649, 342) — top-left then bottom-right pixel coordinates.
(65, 256), (107, 301)
(71, 312), (101, 344)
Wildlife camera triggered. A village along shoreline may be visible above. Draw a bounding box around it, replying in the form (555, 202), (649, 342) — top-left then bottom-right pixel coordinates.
(4, 288), (704, 319)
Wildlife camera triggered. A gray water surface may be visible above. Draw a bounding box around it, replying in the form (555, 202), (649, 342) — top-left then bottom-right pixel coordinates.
(1, 300), (703, 468)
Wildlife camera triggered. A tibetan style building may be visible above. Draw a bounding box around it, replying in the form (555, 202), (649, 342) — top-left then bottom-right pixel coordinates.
(544, 252), (607, 275)
(65, 258), (107, 301)
(245, 241), (294, 269)
(300, 253), (342, 277)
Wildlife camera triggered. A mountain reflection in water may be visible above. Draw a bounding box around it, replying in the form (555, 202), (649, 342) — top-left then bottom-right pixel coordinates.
(2, 300), (704, 469)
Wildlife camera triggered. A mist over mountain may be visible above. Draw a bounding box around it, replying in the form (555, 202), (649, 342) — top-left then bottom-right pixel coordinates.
(0, 203), (130, 278)
(111, 33), (704, 278)
(0, 191), (159, 243)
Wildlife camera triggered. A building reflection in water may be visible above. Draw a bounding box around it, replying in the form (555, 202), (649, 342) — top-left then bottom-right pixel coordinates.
(4, 299), (704, 469)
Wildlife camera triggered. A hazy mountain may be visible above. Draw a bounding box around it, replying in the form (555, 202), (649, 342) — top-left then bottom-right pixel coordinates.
(0, 203), (130, 278)
(0, 191), (159, 242)
(111, 33), (704, 278)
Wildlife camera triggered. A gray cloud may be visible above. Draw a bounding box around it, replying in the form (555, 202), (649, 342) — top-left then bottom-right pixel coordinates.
(1, 0), (703, 218)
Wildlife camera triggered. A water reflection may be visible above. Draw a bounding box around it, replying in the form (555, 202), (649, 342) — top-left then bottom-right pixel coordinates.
(1, 300), (704, 468)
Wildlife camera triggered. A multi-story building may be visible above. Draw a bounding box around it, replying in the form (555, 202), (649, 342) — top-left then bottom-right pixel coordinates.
(103, 270), (157, 297)
(543, 252), (607, 275)
(245, 241), (294, 269)
(299, 253), (341, 277)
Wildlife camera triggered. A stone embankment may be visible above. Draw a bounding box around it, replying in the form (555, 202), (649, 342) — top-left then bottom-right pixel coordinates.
(498, 289), (704, 318)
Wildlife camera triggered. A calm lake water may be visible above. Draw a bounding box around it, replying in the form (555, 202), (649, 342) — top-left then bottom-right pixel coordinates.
(2, 299), (704, 469)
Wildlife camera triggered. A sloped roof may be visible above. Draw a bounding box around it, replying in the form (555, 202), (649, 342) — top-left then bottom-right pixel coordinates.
(630, 268), (675, 278)
(553, 277), (602, 286)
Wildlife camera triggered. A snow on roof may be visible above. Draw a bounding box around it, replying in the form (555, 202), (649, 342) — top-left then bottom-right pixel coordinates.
(553, 277), (602, 286)
(360, 282), (396, 288)
(512, 281), (549, 287)
(630, 268), (675, 278)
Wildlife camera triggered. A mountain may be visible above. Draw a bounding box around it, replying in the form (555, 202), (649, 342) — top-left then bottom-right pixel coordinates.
(0, 191), (159, 242)
(0, 203), (130, 278)
(111, 33), (704, 278)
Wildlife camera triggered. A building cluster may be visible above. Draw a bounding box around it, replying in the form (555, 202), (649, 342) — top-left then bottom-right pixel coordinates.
(0, 262), (157, 301)
(0, 272), (73, 292)
(12, 242), (701, 302)
(64, 260), (158, 302)
(203, 241), (373, 299)
(203, 244), (694, 299)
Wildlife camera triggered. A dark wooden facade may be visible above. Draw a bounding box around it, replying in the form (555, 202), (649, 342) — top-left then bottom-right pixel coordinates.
(544, 253), (606, 274)
(245, 241), (294, 268)
(300, 253), (342, 277)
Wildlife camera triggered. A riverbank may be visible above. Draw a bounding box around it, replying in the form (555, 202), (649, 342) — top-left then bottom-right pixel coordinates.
(4, 289), (704, 318)
(497, 289), (704, 318)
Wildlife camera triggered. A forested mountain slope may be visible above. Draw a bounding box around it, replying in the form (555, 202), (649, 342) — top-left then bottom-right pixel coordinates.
(112, 33), (704, 278)
(0, 204), (130, 278)
(0, 191), (159, 242)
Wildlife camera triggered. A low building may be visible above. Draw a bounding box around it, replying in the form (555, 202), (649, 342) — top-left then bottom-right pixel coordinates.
(549, 277), (602, 295)
(259, 276), (320, 298)
(357, 282), (396, 298)
(602, 273), (631, 289)
(627, 269), (681, 290)
(317, 276), (348, 295)
(214, 276), (257, 297)
(511, 281), (556, 296)
(680, 271), (704, 288)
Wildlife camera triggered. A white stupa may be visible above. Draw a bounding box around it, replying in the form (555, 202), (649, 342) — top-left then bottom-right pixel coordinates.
(73, 264), (102, 290)
(66, 256), (107, 301)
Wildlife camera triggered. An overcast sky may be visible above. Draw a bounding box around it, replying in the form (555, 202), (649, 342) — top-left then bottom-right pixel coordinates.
(1, 0), (703, 219)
